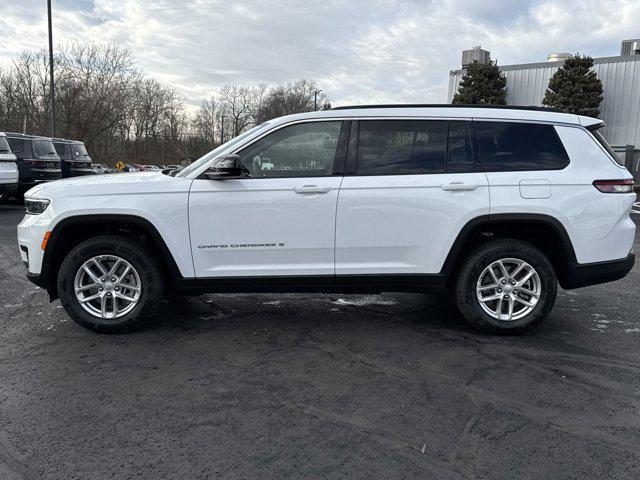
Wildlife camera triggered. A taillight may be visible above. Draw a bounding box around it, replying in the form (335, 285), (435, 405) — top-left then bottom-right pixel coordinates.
(593, 179), (635, 193)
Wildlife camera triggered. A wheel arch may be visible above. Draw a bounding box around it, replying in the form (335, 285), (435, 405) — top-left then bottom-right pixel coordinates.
(441, 214), (577, 289)
(42, 214), (182, 300)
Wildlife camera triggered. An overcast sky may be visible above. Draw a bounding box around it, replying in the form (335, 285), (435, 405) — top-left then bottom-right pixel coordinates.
(1, 0), (638, 109)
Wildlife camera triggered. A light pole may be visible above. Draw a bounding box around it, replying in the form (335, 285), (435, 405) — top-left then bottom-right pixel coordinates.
(47, 0), (56, 137)
(314, 89), (323, 111)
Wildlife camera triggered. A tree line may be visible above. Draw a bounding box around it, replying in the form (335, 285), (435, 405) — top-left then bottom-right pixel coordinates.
(0, 41), (330, 165)
(452, 55), (603, 118)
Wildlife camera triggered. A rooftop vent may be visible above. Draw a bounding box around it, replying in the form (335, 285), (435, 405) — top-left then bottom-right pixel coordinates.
(547, 53), (573, 62)
(621, 39), (640, 56)
(462, 46), (491, 67)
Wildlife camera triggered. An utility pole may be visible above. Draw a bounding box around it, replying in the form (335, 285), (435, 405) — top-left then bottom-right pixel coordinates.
(220, 114), (225, 144)
(47, 0), (56, 137)
(314, 89), (323, 111)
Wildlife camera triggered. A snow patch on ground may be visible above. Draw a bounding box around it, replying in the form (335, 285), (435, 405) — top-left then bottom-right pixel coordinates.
(331, 296), (397, 307)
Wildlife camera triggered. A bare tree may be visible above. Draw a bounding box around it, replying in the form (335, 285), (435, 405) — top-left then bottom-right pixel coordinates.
(0, 41), (331, 166)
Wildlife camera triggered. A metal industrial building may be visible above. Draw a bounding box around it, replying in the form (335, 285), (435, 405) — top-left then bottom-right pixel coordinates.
(447, 42), (640, 174)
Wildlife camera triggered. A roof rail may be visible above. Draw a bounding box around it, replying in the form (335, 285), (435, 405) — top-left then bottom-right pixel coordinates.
(4, 132), (52, 139)
(332, 104), (567, 113)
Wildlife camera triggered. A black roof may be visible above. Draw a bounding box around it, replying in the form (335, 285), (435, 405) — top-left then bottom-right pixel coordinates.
(332, 104), (567, 113)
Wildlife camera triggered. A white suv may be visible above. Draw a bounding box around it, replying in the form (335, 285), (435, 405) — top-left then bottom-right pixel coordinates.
(17, 105), (636, 334)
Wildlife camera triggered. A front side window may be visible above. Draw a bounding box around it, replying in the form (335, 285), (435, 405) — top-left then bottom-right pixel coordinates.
(474, 121), (570, 171)
(357, 120), (447, 175)
(239, 121), (343, 178)
(447, 121), (475, 173)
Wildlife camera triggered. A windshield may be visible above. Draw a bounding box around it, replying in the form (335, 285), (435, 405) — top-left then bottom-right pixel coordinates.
(0, 137), (11, 153)
(34, 139), (57, 156)
(176, 122), (271, 177)
(72, 143), (88, 156)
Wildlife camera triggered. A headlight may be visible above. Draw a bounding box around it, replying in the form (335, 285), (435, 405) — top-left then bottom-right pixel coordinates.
(24, 198), (50, 215)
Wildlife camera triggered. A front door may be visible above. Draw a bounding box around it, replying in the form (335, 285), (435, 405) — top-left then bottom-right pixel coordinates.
(189, 120), (348, 278)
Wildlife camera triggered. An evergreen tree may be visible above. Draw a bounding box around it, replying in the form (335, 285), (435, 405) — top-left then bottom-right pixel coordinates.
(452, 60), (507, 105)
(543, 55), (603, 118)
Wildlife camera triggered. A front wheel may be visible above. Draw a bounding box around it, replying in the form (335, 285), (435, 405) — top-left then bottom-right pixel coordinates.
(57, 235), (164, 333)
(454, 240), (557, 335)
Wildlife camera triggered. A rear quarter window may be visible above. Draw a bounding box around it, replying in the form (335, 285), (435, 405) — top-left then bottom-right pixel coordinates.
(474, 121), (570, 171)
(590, 129), (624, 166)
(7, 138), (24, 154)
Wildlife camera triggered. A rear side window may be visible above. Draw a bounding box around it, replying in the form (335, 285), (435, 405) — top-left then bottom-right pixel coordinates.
(7, 138), (24, 154)
(357, 120), (447, 175)
(33, 140), (57, 156)
(53, 142), (67, 156)
(474, 121), (569, 171)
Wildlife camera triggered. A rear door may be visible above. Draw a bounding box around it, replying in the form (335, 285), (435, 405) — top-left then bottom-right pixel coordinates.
(189, 120), (349, 278)
(335, 119), (490, 276)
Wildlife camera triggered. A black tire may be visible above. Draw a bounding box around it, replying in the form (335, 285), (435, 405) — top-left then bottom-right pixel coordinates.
(454, 239), (557, 335)
(57, 235), (164, 333)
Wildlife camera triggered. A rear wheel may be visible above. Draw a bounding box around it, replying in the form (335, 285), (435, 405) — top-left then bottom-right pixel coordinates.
(57, 235), (164, 333)
(454, 240), (557, 335)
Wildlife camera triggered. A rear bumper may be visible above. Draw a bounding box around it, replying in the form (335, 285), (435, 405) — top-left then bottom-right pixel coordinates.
(562, 252), (635, 289)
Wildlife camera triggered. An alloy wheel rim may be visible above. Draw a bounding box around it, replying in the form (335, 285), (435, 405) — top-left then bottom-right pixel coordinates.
(73, 255), (142, 319)
(475, 257), (541, 321)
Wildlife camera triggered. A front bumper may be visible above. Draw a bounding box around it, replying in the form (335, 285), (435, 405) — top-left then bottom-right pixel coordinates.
(562, 252), (635, 289)
(0, 182), (18, 193)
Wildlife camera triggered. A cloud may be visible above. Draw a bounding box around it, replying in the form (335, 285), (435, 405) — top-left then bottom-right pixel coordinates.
(0, 0), (637, 108)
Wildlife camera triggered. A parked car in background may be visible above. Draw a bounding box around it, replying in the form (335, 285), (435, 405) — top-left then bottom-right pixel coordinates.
(0, 132), (19, 201)
(139, 165), (162, 172)
(91, 164), (108, 174)
(5, 133), (61, 198)
(52, 139), (93, 178)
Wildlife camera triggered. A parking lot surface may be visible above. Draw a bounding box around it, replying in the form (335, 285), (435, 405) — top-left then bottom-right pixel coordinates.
(1, 202), (639, 480)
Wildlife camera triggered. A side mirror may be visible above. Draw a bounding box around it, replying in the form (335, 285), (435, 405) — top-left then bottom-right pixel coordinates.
(204, 154), (244, 180)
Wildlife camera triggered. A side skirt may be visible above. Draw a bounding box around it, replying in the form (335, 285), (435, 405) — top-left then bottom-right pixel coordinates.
(174, 274), (448, 295)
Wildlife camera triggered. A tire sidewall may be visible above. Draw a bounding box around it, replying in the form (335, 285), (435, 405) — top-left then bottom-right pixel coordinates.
(455, 241), (557, 334)
(57, 236), (163, 333)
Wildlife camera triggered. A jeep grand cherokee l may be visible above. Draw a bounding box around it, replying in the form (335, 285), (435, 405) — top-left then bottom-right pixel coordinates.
(6, 133), (61, 197)
(17, 105), (636, 334)
(52, 138), (93, 178)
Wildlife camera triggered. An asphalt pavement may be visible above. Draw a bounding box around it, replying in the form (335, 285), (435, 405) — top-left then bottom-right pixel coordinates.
(0, 201), (639, 480)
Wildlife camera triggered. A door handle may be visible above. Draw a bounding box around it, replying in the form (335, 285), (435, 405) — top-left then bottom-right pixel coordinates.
(441, 182), (478, 191)
(294, 185), (331, 194)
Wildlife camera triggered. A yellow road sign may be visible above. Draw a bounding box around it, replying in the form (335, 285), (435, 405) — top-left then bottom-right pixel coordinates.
(115, 161), (125, 171)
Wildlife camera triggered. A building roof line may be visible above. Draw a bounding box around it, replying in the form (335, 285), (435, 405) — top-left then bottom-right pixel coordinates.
(449, 54), (640, 75)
